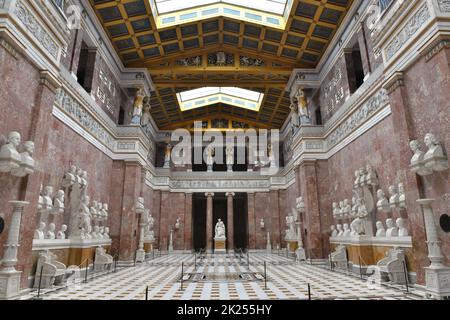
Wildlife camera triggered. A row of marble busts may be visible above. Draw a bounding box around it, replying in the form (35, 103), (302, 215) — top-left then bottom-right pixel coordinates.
(330, 217), (408, 238)
(410, 133), (448, 176)
(332, 197), (369, 220)
(34, 222), (67, 240)
(62, 165), (88, 189)
(38, 186), (65, 215)
(90, 201), (109, 223)
(353, 164), (378, 188)
(375, 218), (409, 237)
(81, 225), (110, 240)
(376, 183), (406, 212)
(0, 131), (35, 177)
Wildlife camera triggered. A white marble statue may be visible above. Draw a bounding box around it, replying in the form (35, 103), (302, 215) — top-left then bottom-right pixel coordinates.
(396, 218), (409, 237)
(289, 101), (300, 128)
(375, 221), (386, 237)
(11, 140), (35, 177)
(215, 219), (226, 238)
(85, 225), (93, 240)
(141, 100), (151, 127)
(226, 145), (234, 171)
(336, 224), (344, 237)
(0, 131), (22, 173)
(331, 225), (338, 238)
(81, 171), (88, 188)
(357, 167), (367, 186)
(350, 217), (365, 236)
(34, 222), (46, 240)
(46, 223), (56, 240)
(37, 184), (45, 213)
(365, 164), (378, 186)
(398, 183), (406, 209)
(175, 217), (181, 230)
(351, 197), (358, 217)
(354, 170), (361, 188)
(260, 218), (265, 229)
(296, 197), (305, 213)
(131, 87), (145, 124)
(385, 218), (398, 237)
(62, 165), (77, 188)
(423, 133), (448, 172)
(164, 144), (171, 168)
(206, 146), (214, 167)
(78, 195), (92, 234)
(356, 198), (369, 218)
(102, 203), (109, 221)
(338, 201), (345, 216)
(296, 89), (311, 125)
(285, 212), (296, 240)
(388, 185), (399, 210)
(57, 224), (67, 240)
(52, 190), (65, 215)
(376, 189), (389, 212)
(342, 199), (351, 218)
(90, 200), (99, 222)
(343, 223), (351, 237)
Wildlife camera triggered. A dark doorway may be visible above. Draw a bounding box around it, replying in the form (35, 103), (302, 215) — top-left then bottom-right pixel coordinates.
(234, 193), (248, 250)
(192, 194), (206, 250)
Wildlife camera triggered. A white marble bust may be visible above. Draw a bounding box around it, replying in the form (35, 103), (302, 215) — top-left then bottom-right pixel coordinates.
(385, 218), (398, 237)
(376, 189), (389, 212)
(336, 224), (344, 237)
(42, 186), (54, 212)
(103, 227), (110, 239)
(34, 222), (46, 240)
(331, 225), (338, 237)
(338, 201), (345, 216)
(260, 218), (265, 229)
(423, 133), (448, 171)
(409, 140), (433, 175)
(11, 140), (35, 177)
(388, 185), (399, 209)
(81, 170), (88, 188)
(57, 224), (67, 239)
(76, 168), (83, 186)
(357, 167), (367, 186)
(375, 221), (386, 237)
(53, 190), (65, 214)
(45, 223), (56, 240)
(343, 223), (351, 237)
(353, 170), (360, 187)
(342, 199), (351, 217)
(351, 197), (358, 217)
(350, 217), (365, 236)
(0, 131), (22, 173)
(396, 218), (409, 237)
(332, 202), (339, 219)
(92, 225), (102, 239)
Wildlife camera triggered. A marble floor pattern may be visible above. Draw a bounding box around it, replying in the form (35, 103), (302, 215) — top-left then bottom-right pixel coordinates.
(20, 253), (423, 300)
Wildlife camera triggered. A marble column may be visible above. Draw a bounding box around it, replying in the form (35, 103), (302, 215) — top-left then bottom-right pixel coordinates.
(0, 201), (29, 299)
(205, 192), (214, 251)
(226, 192), (235, 250)
(417, 199), (450, 298)
(184, 193), (193, 250)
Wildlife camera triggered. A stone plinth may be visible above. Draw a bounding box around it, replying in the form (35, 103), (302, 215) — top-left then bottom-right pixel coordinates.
(214, 237), (226, 253)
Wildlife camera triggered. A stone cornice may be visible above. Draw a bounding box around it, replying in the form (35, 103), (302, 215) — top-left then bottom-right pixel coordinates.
(382, 71), (404, 94)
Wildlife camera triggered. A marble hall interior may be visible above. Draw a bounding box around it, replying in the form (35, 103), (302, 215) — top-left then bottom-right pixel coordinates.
(0, 0), (449, 301)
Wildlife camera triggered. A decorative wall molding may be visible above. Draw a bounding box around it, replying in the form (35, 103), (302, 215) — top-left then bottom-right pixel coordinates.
(54, 88), (116, 150)
(437, 0), (450, 12)
(384, 3), (431, 61)
(326, 89), (390, 148)
(0, 38), (17, 58)
(424, 39), (450, 61)
(14, 0), (59, 59)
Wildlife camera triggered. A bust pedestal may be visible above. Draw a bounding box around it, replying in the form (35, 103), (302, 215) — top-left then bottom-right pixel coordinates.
(214, 237), (226, 253)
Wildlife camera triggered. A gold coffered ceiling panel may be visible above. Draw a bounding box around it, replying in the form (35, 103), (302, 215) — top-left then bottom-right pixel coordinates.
(89, 0), (353, 129)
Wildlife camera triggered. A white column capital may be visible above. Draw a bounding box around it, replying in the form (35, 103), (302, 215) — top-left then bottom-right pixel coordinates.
(225, 192), (235, 197)
(205, 192), (214, 197)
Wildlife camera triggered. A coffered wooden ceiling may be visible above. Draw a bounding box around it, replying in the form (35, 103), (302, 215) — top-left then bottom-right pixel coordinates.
(90, 0), (353, 129)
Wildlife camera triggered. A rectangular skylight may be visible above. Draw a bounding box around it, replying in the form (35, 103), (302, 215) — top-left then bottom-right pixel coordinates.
(177, 87), (264, 111)
(154, 0), (288, 15)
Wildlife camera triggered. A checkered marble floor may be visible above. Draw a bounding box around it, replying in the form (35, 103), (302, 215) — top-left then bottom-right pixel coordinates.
(20, 252), (423, 300)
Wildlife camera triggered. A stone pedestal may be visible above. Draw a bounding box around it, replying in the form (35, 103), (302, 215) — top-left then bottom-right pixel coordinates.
(418, 199), (450, 299)
(214, 237), (226, 253)
(0, 201), (28, 299)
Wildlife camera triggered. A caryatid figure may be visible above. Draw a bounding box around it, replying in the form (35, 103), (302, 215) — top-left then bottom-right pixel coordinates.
(295, 88), (311, 125)
(131, 87), (145, 124)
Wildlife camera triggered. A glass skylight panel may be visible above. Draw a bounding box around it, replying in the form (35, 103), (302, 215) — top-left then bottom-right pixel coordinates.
(153, 0), (288, 16)
(177, 87), (264, 111)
